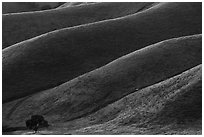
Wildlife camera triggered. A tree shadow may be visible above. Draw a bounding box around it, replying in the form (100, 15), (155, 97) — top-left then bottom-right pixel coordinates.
(2, 126), (28, 133)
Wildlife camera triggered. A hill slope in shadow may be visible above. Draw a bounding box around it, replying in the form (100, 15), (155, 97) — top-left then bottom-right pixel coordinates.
(2, 2), (202, 103)
(2, 34), (202, 128)
(2, 2), (156, 48)
(2, 2), (63, 14)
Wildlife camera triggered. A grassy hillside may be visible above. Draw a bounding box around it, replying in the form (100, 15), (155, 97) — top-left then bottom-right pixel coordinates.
(2, 2), (202, 103)
(57, 2), (96, 8)
(72, 64), (202, 135)
(2, 2), (156, 48)
(3, 63), (201, 134)
(2, 35), (202, 128)
(2, 2), (63, 14)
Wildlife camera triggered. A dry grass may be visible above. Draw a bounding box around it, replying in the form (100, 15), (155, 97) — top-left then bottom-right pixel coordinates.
(3, 34), (201, 127)
(2, 2), (156, 49)
(3, 64), (201, 134)
(3, 3), (202, 103)
(2, 2), (202, 135)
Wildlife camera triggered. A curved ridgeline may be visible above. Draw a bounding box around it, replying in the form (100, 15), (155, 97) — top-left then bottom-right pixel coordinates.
(3, 3), (202, 103)
(3, 35), (201, 128)
(3, 2), (156, 49)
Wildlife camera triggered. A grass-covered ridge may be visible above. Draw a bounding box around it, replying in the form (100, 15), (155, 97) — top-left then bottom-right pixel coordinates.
(3, 2), (157, 49)
(3, 2), (202, 103)
(3, 34), (201, 127)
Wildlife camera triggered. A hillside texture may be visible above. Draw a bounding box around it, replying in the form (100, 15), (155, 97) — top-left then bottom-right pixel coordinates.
(2, 2), (156, 49)
(3, 2), (202, 103)
(2, 2), (202, 135)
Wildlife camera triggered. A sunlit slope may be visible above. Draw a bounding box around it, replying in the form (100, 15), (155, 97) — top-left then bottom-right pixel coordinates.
(2, 2), (156, 48)
(2, 35), (202, 127)
(57, 2), (96, 8)
(3, 65), (202, 135)
(2, 3), (202, 103)
(72, 64), (201, 135)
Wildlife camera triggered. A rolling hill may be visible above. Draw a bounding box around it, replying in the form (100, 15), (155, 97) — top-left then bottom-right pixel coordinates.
(2, 34), (202, 128)
(3, 2), (202, 103)
(2, 2), (63, 14)
(3, 63), (202, 134)
(2, 2), (156, 49)
(57, 2), (96, 8)
(72, 64), (202, 135)
(2, 2), (202, 135)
